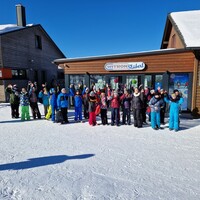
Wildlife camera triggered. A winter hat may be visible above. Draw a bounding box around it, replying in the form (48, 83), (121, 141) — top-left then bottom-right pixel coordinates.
(90, 91), (95, 97)
(154, 91), (160, 96)
(150, 89), (155, 94)
(13, 84), (18, 90)
(173, 89), (179, 93)
(49, 88), (55, 94)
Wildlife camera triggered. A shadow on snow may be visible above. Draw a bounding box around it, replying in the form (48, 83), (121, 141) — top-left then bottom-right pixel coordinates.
(0, 154), (95, 171)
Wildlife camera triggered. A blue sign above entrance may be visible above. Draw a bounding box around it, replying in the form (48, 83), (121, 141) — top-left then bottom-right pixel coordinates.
(104, 62), (145, 71)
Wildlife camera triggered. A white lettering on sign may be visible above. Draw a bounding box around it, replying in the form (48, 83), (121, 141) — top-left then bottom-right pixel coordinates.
(104, 62), (145, 71)
(0, 70), (2, 78)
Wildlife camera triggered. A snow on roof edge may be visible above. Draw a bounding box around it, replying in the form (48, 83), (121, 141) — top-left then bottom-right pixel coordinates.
(169, 10), (200, 47)
(0, 24), (34, 34)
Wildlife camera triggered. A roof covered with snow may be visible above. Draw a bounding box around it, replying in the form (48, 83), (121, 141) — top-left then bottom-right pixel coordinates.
(0, 24), (33, 35)
(169, 10), (200, 47)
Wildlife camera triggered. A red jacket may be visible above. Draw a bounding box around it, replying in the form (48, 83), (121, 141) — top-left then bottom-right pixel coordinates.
(110, 96), (120, 108)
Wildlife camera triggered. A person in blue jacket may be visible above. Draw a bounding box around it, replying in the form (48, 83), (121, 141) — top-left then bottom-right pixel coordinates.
(46, 87), (58, 122)
(57, 87), (74, 123)
(38, 87), (50, 116)
(165, 92), (184, 132)
(149, 91), (164, 130)
(74, 89), (83, 122)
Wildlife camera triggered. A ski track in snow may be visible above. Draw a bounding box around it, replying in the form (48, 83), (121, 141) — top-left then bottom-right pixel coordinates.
(0, 103), (200, 199)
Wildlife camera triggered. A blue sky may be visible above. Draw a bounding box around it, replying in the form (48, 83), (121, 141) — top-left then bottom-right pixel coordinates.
(1, 0), (200, 58)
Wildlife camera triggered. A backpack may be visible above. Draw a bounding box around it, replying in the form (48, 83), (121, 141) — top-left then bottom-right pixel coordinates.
(55, 110), (63, 123)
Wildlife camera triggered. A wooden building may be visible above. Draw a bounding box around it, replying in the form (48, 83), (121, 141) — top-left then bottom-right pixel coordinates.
(54, 10), (200, 115)
(0, 5), (65, 102)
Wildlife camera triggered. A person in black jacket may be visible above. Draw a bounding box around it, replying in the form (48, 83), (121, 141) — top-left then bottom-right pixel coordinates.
(131, 87), (144, 128)
(82, 87), (90, 119)
(6, 84), (20, 118)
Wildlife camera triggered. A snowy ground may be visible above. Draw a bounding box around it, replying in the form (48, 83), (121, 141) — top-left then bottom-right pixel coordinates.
(0, 103), (200, 200)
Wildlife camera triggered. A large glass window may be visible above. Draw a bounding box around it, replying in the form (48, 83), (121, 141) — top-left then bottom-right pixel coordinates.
(144, 75), (152, 88)
(126, 75), (139, 89)
(70, 75), (85, 90)
(12, 69), (27, 79)
(169, 73), (189, 111)
(90, 75), (106, 90)
(109, 76), (123, 90)
(155, 75), (163, 90)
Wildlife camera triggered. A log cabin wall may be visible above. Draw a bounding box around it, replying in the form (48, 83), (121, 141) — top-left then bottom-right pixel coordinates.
(63, 51), (195, 75)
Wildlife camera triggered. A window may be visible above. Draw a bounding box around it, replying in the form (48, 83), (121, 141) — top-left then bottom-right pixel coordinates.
(70, 75), (85, 90)
(171, 34), (176, 48)
(169, 73), (189, 111)
(12, 69), (27, 79)
(35, 35), (42, 49)
(144, 75), (152, 88)
(155, 75), (163, 90)
(109, 76), (123, 90)
(41, 71), (46, 83)
(34, 70), (38, 82)
(90, 75), (106, 89)
(126, 75), (139, 89)
(57, 71), (64, 79)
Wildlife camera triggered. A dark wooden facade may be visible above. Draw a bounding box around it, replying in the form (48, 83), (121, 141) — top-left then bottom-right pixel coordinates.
(0, 24), (65, 101)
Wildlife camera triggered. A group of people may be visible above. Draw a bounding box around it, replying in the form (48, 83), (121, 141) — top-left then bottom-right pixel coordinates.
(6, 81), (184, 132)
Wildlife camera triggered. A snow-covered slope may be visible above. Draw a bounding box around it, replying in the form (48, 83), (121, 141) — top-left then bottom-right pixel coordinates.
(0, 103), (200, 200)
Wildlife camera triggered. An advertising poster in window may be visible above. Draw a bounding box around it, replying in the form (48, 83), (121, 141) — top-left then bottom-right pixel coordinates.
(169, 73), (189, 110)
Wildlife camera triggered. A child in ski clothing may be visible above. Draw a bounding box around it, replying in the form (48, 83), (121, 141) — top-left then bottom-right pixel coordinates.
(45, 88), (58, 121)
(20, 88), (30, 121)
(88, 91), (97, 126)
(131, 87), (144, 128)
(149, 91), (164, 130)
(6, 84), (20, 118)
(120, 89), (132, 125)
(100, 92), (108, 125)
(57, 87), (74, 123)
(160, 89), (167, 124)
(109, 91), (120, 126)
(164, 93), (184, 132)
(82, 87), (90, 119)
(38, 87), (49, 116)
(74, 90), (83, 122)
(29, 85), (41, 119)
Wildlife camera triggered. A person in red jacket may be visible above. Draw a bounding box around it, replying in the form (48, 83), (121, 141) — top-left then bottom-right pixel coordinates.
(109, 90), (120, 126)
(88, 91), (98, 126)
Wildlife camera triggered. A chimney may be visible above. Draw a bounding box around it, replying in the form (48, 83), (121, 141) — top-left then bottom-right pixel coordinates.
(16, 4), (26, 27)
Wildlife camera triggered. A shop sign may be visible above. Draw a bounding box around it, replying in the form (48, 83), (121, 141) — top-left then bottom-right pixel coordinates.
(104, 62), (145, 71)
(0, 68), (12, 79)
